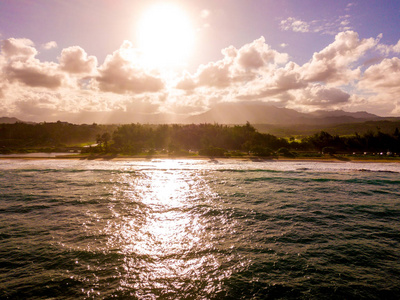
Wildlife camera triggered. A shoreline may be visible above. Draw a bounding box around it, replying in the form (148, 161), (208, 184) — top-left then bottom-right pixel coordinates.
(1, 153), (399, 163)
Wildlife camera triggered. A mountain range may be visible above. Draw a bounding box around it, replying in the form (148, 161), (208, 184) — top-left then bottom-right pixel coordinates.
(1, 102), (397, 126)
(184, 102), (383, 125)
(0, 117), (22, 124)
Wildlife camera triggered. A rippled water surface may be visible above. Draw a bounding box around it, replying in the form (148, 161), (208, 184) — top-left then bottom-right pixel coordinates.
(0, 159), (399, 299)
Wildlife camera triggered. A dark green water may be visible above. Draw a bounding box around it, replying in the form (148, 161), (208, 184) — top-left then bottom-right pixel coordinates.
(0, 159), (399, 299)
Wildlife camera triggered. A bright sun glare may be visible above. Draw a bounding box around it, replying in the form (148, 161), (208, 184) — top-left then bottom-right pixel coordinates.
(137, 3), (195, 69)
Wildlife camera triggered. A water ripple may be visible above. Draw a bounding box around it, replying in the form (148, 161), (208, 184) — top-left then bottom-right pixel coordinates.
(0, 159), (399, 299)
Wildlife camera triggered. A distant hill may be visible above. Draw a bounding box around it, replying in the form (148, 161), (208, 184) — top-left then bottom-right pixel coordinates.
(0, 117), (23, 124)
(185, 102), (307, 124)
(309, 109), (380, 120)
(185, 102), (383, 125)
(2, 102), (398, 129)
(254, 120), (400, 138)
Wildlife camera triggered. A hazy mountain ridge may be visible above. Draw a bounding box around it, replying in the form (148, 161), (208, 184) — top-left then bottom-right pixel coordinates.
(184, 102), (385, 125)
(309, 109), (380, 120)
(1, 102), (397, 126)
(0, 117), (23, 124)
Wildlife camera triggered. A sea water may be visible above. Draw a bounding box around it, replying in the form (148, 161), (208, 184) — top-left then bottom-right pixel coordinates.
(0, 159), (399, 299)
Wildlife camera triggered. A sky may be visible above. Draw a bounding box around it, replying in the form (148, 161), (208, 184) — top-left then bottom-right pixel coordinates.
(0, 0), (400, 123)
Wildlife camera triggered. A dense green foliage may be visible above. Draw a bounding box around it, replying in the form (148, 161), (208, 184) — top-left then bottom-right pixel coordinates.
(109, 122), (288, 155)
(0, 121), (115, 152)
(1, 121), (399, 156)
(254, 120), (400, 138)
(301, 130), (400, 154)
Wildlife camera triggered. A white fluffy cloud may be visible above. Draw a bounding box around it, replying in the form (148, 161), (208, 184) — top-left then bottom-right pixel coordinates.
(59, 46), (97, 74)
(176, 37), (289, 90)
(94, 41), (164, 94)
(377, 39), (400, 55)
(1, 38), (64, 89)
(359, 57), (400, 95)
(42, 41), (57, 50)
(0, 39), (167, 121)
(1, 38), (37, 59)
(5, 61), (63, 89)
(1, 29), (400, 122)
(294, 84), (351, 106)
(175, 31), (394, 113)
(301, 31), (377, 85)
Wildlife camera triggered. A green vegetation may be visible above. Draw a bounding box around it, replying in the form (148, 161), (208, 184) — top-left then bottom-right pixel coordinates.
(254, 120), (400, 138)
(1, 121), (399, 159)
(0, 121), (116, 154)
(103, 122), (286, 156)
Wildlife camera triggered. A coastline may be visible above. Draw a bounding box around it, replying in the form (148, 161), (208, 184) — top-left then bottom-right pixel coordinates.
(1, 153), (399, 163)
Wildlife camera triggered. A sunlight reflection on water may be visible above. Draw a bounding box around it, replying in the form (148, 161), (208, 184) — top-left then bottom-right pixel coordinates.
(104, 160), (226, 297)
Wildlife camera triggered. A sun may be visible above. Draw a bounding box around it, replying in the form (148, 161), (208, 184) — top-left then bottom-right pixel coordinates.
(136, 3), (195, 69)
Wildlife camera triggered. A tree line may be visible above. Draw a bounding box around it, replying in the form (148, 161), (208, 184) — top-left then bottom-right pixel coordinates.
(0, 121), (114, 152)
(1, 121), (399, 156)
(101, 122), (288, 156)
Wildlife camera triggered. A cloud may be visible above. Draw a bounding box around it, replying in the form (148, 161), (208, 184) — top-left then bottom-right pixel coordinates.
(175, 32), (387, 112)
(349, 56), (400, 115)
(359, 57), (400, 94)
(280, 17), (310, 33)
(5, 61), (63, 89)
(1, 38), (64, 89)
(176, 37), (288, 90)
(237, 62), (306, 101)
(301, 31), (377, 85)
(94, 41), (164, 94)
(42, 41), (57, 50)
(185, 31), (378, 110)
(14, 97), (59, 117)
(0, 83), (6, 99)
(271, 62), (306, 90)
(1, 38), (37, 59)
(175, 33), (363, 111)
(59, 46), (97, 74)
(236, 37), (289, 69)
(1, 29), (400, 122)
(345, 3), (356, 11)
(294, 84), (351, 106)
(196, 60), (232, 88)
(280, 15), (353, 35)
(124, 97), (160, 114)
(0, 38), (168, 122)
(176, 72), (197, 90)
(377, 38), (400, 55)
(394, 40), (400, 53)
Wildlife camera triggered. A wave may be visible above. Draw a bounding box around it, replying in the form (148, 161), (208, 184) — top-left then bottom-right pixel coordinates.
(1, 159), (400, 299)
(357, 168), (400, 174)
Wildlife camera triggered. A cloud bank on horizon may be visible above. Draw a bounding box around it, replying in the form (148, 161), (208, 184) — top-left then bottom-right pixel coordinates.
(0, 0), (400, 123)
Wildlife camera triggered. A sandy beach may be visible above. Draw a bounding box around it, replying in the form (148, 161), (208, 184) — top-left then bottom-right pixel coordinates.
(1, 153), (399, 163)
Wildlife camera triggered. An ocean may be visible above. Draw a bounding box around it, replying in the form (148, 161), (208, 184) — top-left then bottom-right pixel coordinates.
(0, 158), (399, 299)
